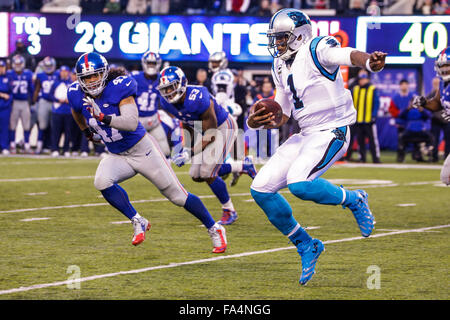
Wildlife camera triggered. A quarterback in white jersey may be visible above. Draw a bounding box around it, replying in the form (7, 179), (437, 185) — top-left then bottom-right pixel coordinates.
(247, 8), (386, 285)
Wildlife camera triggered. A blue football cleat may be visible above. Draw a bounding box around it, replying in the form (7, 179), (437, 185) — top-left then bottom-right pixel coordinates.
(218, 208), (238, 225)
(298, 238), (324, 286)
(242, 156), (257, 179)
(344, 189), (375, 237)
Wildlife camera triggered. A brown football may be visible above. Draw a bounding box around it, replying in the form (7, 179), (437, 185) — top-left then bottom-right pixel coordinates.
(252, 98), (283, 125)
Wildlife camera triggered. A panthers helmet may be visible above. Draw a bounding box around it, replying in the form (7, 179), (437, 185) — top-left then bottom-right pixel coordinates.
(157, 66), (187, 104)
(11, 55), (25, 73)
(41, 56), (56, 74)
(75, 52), (109, 96)
(141, 51), (162, 76)
(208, 51), (228, 73)
(435, 47), (450, 82)
(267, 8), (312, 61)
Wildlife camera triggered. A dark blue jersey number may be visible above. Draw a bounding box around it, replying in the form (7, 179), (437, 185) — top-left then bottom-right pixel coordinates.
(287, 74), (304, 110)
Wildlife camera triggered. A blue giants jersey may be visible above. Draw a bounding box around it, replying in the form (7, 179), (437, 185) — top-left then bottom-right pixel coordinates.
(68, 75), (146, 154)
(7, 69), (34, 101)
(0, 74), (12, 110)
(131, 71), (160, 117)
(159, 85), (229, 129)
(36, 72), (59, 101)
(440, 80), (450, 114)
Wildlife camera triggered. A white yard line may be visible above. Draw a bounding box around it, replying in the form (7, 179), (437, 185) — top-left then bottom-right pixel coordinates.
(336, 163), (442, 170)
(20, 217), (51, 222)
(0, 176), (94, 183)
(0, 224), (448, 296)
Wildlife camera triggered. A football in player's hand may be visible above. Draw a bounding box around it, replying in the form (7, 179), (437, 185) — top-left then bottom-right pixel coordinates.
(252, 98), (283, 125)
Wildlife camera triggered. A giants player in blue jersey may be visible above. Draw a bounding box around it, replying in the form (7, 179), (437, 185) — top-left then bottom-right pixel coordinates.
(131, 51), (170, 157)
(68, 52), (227, 253)
(413, 47), (450, 185)
(33, 56), (59, 154)
(7, 55), (34, 153)
(157, 66), (256, 225)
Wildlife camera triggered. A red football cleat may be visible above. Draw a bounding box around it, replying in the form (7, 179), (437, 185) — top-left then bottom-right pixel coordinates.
(131, 217), (151, 246)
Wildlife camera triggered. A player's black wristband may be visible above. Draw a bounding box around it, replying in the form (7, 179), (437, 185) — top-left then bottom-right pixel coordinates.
(83, 128), (93, 139)
(101, 115), (112, 125)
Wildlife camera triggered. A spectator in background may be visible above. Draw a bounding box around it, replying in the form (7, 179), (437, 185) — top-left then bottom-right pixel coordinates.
(428, 76), (450, 162)
(151, 0), (170, 13)
(348, 0), (366, 15)
(389, 79), (417, 161)
(225, 0), (251, 14)
(397, 104), (434, 162)
(8, 39), (36, 71)
(0, 60), (12, 155)
(233, 68), (250, 129)
(349, 72), (381, 163)
(248, 0), (272, 16)
(126, 0), (148, 14)
(103, 0), (122, 13)
(50, 66), (73, 157)
(0, 0), (15, 10)
(192, 68), (211, 92)
(80, 0), (106, 13)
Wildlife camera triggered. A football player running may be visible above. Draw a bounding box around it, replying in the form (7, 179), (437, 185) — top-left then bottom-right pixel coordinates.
(157, 66), (256, 225)
(209, 51), (251, 187)
(68, 52), (227, 253)
(131, 51), (171, 157)
(247, 9), (385, 285)
(411, 47), (450, 185)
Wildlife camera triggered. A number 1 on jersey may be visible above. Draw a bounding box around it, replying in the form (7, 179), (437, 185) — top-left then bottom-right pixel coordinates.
(287, 74), (304, 110)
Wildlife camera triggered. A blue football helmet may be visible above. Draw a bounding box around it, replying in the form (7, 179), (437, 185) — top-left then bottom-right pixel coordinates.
(41, 56), (56, 74)
(141, 51), (162, 76)
(157, 66), (187, 104)
(435, 47), (450, 82)
(75, 52), (109, 96)
(11, 54), (25, 73)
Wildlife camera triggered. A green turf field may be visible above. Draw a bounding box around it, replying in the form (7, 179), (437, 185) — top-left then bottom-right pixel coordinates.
(0, 153), (448, 300)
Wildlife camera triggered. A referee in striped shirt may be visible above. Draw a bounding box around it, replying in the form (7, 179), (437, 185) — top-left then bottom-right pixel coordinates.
(347, 71), (381, 163)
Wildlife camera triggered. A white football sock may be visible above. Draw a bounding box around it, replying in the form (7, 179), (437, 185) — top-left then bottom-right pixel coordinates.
(222, 199), (235, 211)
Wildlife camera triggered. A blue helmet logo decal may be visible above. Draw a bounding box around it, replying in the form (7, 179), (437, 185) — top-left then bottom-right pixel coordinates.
(287, 11), (311, 28)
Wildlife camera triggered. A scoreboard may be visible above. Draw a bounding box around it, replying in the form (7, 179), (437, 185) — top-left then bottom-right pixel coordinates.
(356, 15), (450, 64)
(0, 12), (356, 62)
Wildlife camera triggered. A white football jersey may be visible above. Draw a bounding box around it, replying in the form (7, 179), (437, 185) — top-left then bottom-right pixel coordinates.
(272, 35), (356, 133)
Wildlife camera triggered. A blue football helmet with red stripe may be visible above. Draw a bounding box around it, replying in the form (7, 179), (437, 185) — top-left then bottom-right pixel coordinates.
(157, 66), (187, 104)
(436, 47), (450, 82)
(141, 51), (162, 76)
(75, 52), (109, 96)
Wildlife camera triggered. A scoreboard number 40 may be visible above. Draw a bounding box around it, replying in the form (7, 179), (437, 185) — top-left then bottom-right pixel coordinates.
(399, 22), (448, 59)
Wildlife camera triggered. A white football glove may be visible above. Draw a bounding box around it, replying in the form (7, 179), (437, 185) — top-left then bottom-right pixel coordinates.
(171, 148), (190, 167)
(83, 96), (104, 121)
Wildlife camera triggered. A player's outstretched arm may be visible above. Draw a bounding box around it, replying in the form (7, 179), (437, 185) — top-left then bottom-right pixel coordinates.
(350, 50), (387, 73)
